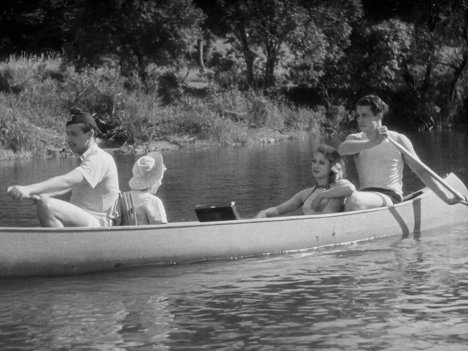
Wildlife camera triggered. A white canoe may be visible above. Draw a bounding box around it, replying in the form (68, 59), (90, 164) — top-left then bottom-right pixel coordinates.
(1, 173), (467, 278)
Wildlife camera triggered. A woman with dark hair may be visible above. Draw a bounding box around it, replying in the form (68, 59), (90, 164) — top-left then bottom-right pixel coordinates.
(7, 108), (120, 227)
(255, 144), (355, 218)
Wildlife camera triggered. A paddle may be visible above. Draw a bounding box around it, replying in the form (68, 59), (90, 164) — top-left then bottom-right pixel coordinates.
(387, 137), (468, 206)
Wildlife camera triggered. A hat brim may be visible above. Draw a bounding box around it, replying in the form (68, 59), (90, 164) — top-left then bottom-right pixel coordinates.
(129, 152), (165, 190)
(129, 165), (166, 190)
(129, 175), (158, 190)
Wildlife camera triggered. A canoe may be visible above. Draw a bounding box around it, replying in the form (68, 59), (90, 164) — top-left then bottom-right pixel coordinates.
(1, 173), (468, 279)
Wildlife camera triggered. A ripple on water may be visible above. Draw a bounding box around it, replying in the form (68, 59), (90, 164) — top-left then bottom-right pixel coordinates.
(0, 224), (467, 350)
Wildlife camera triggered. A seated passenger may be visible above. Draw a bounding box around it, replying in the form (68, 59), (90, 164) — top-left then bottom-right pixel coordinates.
(7, 108), (120, 227)
(124, 151), (168, 225)
(255, 144), (355, 218)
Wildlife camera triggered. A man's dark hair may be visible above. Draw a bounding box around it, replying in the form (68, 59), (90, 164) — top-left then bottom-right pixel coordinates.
(66, 107), (101, 135)
(356, 95), (389, 117)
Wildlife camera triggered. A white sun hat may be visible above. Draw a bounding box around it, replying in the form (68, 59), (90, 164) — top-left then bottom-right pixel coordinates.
(129, 152), (166, 191)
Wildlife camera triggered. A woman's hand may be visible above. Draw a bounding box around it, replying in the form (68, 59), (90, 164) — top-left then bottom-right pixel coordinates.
(254, 208), (276, 219)
(254, 210), (269, 219)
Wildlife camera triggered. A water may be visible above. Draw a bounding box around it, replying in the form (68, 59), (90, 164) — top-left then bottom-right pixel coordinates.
(1, 227), (467, 350)
(1, 131), (468, 350)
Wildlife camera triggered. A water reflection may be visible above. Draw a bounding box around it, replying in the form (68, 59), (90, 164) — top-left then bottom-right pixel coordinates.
(0, 223), (467, 350)
(160, 227), (468, 350)
(0, 276), (175, 350)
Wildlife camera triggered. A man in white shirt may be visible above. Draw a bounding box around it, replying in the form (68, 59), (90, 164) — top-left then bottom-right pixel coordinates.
(7, 109), (120, 227)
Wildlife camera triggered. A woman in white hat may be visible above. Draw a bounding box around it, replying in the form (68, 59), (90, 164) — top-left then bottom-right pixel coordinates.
(126, 151), (167, 224)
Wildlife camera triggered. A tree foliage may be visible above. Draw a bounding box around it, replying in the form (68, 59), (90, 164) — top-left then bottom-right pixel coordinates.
(291, 0), (363, 89)
(348, 19), (413, 93)
(64, 0), (204, 85)
(0, 0), (68, 55)
(2, 0), (468, 128)
(200, 0), (362, 89)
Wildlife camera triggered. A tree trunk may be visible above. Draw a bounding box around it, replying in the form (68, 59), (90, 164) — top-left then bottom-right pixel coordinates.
(238, 22), (255, 88)
(197, 38), (206, 74)
(135, 51), (149, 91)
(449, 55), (467, 102)
(264, 40), (277, 88)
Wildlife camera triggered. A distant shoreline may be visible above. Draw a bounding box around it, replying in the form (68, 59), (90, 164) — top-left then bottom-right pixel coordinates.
(0, 128), (311, 162)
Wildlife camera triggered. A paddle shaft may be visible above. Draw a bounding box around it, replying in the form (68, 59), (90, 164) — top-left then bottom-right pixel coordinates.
(387, 137), (468, 205)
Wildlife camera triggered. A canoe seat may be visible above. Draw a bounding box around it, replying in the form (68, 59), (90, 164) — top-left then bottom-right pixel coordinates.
(117, 191), (138, 226)
(195, 202), (240, 222)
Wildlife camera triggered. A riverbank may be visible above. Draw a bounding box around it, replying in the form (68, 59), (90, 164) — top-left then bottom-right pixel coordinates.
(0, 54), (339, 161)
(112, 127), (309, 155)
(0, 125), (313, 161)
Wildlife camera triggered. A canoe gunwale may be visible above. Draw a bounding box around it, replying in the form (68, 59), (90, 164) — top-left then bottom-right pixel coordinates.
(0, 185), (432, 233)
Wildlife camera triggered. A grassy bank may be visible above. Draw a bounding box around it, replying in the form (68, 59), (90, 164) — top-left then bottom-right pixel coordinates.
(0, 55), (341, 160)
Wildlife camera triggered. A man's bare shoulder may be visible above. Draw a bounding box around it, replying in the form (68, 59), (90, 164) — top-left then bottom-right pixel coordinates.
(389, 131), (413, 146)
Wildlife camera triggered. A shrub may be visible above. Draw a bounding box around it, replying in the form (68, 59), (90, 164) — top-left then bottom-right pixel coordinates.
(0, 54), (332, 158)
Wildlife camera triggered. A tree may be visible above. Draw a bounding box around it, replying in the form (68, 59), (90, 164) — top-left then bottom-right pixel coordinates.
(347, 19), (413, 95)
(205, 0), (362, 90)
(64, 0), (204, 86)
(360, 0), (468, 126)
(389, 0), (468, 126)
(203, 0), (314, 88)
(292, 0), (363, 92)
(438, 0), (468, 120)
(0, 0), (69, 56)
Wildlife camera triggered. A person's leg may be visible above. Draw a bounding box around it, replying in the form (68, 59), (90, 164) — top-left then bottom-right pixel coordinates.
(344, 191), (393, 211)
(36, 196), (98, 227)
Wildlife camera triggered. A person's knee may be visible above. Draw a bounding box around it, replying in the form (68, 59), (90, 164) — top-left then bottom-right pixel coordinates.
(36, 196), (62, 227)
(36, 195), (52, 213)
(344, 192), (362, 212)
(344, 191), (393, 211)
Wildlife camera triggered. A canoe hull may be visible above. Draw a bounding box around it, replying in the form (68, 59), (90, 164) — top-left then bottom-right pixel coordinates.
(1, 173), (468, 278)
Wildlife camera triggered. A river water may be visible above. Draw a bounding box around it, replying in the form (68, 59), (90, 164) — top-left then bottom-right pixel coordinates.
(1, 131), (468, 350)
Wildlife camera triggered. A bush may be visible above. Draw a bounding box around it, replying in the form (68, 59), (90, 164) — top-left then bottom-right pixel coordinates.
(157, 72), (183, 105)
(0, 54), (331, 158)
(0, 107), (28, 152)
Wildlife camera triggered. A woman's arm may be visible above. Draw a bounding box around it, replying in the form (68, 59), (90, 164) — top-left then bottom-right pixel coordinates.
(310, 180), (356, 211)
(323, 180), (355, 198)
(254, 190), (307, 218)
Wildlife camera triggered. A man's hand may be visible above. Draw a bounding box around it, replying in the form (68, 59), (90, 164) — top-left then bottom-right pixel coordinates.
(374, 126), (389, 143)
(7, 185), (32, 200)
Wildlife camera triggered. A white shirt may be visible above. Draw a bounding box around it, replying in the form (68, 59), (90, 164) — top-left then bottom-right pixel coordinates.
(350, 131), (404, 196)
(70, 144), (120, 226)
(128, 190), (167, 224)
